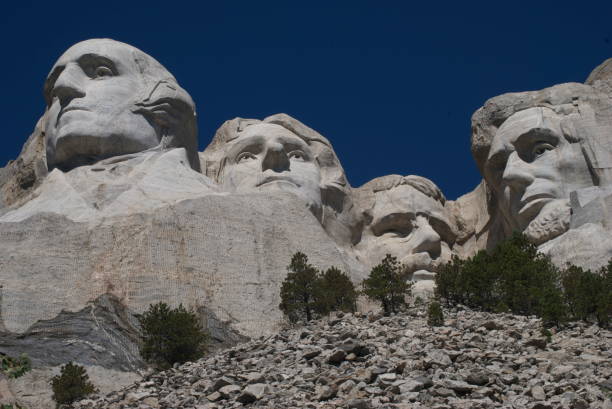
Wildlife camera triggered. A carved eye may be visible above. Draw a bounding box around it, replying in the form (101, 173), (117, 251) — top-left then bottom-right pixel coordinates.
(236, 152), (257, 163)
(288, 151), (306, 161)
(532, 142), (555, 158)
(94, 66), (113, 78)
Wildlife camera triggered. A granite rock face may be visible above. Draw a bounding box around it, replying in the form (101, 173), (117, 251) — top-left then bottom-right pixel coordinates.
(1, 38), (612, 407)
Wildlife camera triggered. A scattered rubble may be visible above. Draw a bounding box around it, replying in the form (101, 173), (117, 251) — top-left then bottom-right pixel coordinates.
(71, 305), (612, 408)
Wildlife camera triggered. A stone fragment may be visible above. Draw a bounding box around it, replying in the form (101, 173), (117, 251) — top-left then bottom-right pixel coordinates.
(206, 392), (223, 402)
(465, 371), (489, 386)
(316, 385), (337, 401)
(424, 350), (452, 368)
(302, 349), (321, 360)
(142, 397), (159, 408)
(327, 349), (347, 365)
(213, 377), (234, 391)
(530, 385), (546, 401)
(347, 398), (370, 409)
(218, 384), (241, 398)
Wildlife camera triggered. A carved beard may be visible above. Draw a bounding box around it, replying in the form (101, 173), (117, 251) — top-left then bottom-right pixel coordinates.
(523, 199), (571, 246)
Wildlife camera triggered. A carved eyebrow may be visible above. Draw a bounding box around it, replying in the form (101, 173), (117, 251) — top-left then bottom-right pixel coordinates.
(77, 53), (118, 74)
(514, 127), (559, 149)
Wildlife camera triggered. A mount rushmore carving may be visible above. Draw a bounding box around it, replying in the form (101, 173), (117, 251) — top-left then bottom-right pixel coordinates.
(1, 38), (612, 341)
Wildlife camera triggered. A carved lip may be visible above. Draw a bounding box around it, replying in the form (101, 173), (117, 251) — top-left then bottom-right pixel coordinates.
(256, 176), (299, 188)
(518, 193), (556, 216)
(57, 106), (90, 121)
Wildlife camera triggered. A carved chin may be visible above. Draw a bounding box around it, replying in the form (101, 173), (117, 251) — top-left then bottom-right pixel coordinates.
(523, 200), (571, 246)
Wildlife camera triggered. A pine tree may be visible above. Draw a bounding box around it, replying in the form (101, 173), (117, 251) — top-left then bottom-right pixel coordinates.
(50, 362), (96, 408)
(279, 252), (320, 322)
(317, 266), (357, 315)
(362, 254), (412, 315)
(138, 302), (208, 369)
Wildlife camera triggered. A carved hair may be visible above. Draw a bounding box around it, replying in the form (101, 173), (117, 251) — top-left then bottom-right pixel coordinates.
(358, 174), (446, 211)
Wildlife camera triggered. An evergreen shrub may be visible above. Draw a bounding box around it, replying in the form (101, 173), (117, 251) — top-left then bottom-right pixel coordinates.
(50, 362), (96, 408)
(138, 302), (208, 369)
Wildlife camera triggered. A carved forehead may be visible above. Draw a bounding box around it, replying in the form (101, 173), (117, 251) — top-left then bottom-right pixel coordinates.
(496, 107), (562, 141)
(44, 39), (175, 101)
(372, 185), (445, 215)
(239, 123), (306, 142)
(49, 39), (140, 76)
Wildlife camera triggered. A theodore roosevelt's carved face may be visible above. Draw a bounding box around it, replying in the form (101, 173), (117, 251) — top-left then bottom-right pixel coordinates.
(355, 177), (455, 275)
(485, 107), (593, 239)
(219, 123), (322, 211)
(44, 39), (161, 170)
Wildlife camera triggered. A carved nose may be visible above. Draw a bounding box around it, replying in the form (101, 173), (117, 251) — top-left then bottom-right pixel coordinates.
(52, 64), (86, 107)
(262, 142), (289, 172)
(502, 152), (534, 191)
(411, 217), (441, 259)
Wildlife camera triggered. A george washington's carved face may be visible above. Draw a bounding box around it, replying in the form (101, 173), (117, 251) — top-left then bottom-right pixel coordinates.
(44, 39), (160, 170)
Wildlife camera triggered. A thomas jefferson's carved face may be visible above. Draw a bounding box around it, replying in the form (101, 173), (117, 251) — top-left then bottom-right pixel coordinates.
(220, 123), (322, 210)
(356, 184), (455, 275)
(485, 107), (593, 235)
(45, 39), (159, 170)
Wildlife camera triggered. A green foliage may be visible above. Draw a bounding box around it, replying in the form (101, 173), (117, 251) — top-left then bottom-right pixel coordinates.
(0, 353), (31, 379)
(362, 254), (413, 315)
(50, 362), (96, 408)
(540, 327), (552, 343)
(279, 252), (357, 323)
(316, 267), (357, 315)
(437, 233), (565, 324)
(138, 302), (209, 370)
(427, 300), (444, 327)
(279, 252), (321, 323)
(1, 404), (25, 409)
(436, 232), (612, 328)
(562, 262), (612, 327)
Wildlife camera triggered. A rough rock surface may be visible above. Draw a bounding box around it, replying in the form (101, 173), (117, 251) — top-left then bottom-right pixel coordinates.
(0, 294), (244, 409)
(70, 305), (611, 409)
(0, 188), (364, 337)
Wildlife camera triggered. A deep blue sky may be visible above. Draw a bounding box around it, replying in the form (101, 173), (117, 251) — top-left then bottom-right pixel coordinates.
(2, 1), (611, 199)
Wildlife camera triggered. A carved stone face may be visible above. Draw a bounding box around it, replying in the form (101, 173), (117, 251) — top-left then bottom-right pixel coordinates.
(485, 107), (594, 239)
(44, 39), (160, 170)
(355, 183), (455, 275)
(220, 123), (322, 211)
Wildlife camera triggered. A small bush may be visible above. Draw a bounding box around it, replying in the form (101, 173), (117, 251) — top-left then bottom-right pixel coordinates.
(316, 267), (357, 315)
(362, 254), (413, 315)
(427, 300), (444, 326)
(138, 302), (209, 370)
(0, 353), (31, 379)
(50, 362), (96, 408)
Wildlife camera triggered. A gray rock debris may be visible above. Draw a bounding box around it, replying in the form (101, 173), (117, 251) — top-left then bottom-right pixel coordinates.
(71, 306), (611, 409)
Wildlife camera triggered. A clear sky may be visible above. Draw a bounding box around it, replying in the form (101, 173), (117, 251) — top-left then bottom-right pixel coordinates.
(2, 1), (611, 199)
